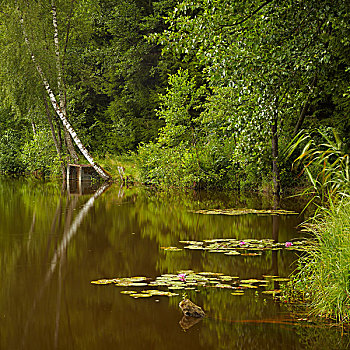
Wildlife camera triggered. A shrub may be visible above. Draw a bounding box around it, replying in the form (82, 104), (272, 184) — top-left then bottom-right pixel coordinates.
(21, 130), (62, 177)
(0, 130), (25, 173)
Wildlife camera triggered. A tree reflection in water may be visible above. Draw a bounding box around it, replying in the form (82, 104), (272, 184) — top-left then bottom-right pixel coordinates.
(0, 180), (349, 349)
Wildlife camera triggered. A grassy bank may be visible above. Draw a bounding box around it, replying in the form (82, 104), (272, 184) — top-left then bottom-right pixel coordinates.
(285, 198), (350, 326)
(97, 153), (141, 184)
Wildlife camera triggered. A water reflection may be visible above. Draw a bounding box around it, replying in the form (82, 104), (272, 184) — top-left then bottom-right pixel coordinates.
(179, 315), (203, 331)
(0, 178), (349, 349)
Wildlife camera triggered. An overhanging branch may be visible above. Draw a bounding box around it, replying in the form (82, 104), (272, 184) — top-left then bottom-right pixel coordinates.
(221, 0), (274, 28)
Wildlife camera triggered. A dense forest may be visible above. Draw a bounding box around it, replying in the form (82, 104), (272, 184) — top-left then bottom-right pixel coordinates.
(0, 0), (349, 193)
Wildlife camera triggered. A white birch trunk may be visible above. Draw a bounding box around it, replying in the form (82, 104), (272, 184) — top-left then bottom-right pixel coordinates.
(52, 1), (79, 163)
(20, 17), (111, 180)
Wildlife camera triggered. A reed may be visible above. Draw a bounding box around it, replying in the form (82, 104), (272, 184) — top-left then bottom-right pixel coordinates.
(284, 128), (349, 206)
(288, 198), (350, 325)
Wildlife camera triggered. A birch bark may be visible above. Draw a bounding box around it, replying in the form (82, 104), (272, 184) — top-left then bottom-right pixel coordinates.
(44, 97), (66, 178)
(19, 10), (111, 180)
(51, 0), (79, 163)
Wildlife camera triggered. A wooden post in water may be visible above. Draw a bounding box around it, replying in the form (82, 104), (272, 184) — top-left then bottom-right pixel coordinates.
(67, 164), (101, 195)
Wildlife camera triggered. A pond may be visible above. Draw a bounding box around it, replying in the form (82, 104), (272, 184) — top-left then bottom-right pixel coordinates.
(0, 177), (349, 349)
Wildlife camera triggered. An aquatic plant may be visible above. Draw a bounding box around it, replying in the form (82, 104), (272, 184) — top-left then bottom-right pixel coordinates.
(178, 273), (186, 282)
(176, 238), (310, 256)
(91, 271), (290, 300)
(191, 208), (298, 216)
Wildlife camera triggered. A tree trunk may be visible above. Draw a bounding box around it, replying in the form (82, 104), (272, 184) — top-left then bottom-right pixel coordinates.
(44, 97), (66, 179)
(293, 73), (317, 136)
(52, 0), (79, 164)
(64, 128), (79, 163)
(271, 114), (280, 197)
(20, 15), (111, 181)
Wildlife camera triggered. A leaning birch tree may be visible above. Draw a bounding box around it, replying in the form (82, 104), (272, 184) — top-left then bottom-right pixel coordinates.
(0, 0), (110, 180)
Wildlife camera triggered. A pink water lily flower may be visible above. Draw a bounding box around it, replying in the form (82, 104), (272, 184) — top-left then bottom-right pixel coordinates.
(239, 241), (246, 246)
(285, 242), (293, 247)
(178, 273), (186, 282)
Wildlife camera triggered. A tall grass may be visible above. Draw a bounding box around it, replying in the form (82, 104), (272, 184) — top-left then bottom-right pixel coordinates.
(284, 128), (350, 326)
(285, 128), (349, 205)
(288, 198), (350, 325)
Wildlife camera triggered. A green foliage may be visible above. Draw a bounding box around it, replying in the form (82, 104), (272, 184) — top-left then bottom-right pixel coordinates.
(0, 130), (25, 174)
(286, 128), (350, 202)
(286, 198), (350, 325)
(138, 69), (238, 188)
(65, 0), (172, 154)
(97, 153), (141, 183)
(142, 0), (350, 191)
(21, 130), (62, 177)
(1, 0), (349, 186)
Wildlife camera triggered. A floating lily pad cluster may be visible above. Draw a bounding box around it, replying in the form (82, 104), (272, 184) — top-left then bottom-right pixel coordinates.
(91, 271), (289, 299)
(160, 238), (310, 255)
(190, 208), (299, 216)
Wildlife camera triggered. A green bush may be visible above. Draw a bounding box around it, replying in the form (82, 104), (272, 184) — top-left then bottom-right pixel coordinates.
(0, 130), (25, 174)
(21, 130), (62, 177)
(137, 69), (242, 189)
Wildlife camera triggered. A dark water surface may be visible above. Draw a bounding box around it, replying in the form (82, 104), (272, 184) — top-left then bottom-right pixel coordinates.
(0, 178), (349, 349)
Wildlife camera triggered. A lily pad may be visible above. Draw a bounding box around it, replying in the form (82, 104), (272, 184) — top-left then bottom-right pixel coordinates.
(178, 237), (310, 257)
(184, 245), (204, 250)
(241, 253), (262, 256)
(272, 278), (290, 282)
(240, 279), (266, 284)
(214, 284), (234, 289)
(190, 208), (298, 216)
(160, 246), (182, 251)
(224, 251), (241, 255)
(263, 275), (280, 278)
(262, 290), (282, 295)
(132, 293), (152, 298)
(179, 240), (203, 245)
(129, 282), (149, 287)
(198, 272), (224, 276)
(91, 279), (114, 285)
(240, 284), (258, 289)
(177, 270), (194, 274)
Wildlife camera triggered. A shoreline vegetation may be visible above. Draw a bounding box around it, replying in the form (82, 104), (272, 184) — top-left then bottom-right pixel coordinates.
(284, 199), (350, 328)
(0, 0), (349, 330)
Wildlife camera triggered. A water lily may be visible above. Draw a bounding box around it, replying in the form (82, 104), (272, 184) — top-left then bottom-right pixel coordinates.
(285, 242), (293, 247)
(239, 241), (246, 246)
(178, 273), (186, 282)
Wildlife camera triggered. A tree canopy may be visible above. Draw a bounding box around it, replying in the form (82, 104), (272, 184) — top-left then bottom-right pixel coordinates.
(0, 0), (348, 190)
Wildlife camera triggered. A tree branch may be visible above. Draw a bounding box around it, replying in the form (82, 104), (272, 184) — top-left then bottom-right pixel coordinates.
(293, 72), (318, 136)
(221, 0), (274, 28)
